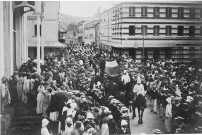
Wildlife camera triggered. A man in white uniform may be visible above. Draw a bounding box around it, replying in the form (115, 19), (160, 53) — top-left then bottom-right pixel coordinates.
(132, 79), (146, 119)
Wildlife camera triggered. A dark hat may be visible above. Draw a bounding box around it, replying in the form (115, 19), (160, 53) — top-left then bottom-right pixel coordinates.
(75, 121), (82, 126)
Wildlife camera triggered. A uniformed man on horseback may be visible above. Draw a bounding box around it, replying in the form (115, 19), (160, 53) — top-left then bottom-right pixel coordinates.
(132, 78), (147, 124)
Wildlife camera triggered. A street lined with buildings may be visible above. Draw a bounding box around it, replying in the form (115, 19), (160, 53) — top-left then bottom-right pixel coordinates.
(82, 1), (202, 63)
(0, 1), (202, 135)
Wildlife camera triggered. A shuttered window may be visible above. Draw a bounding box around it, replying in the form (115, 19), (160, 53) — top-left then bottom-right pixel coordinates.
(166, 7), (172, 17)
(141, 25), (147, 36)
(153, 26), (160, 36)
(166, 26), (172, 36)
(178, 7), (184, 18)
(189, 26), (195, 36)
(190, 7), (195, 18)
(178, 26), (184, 36)
(141, 7), (147, 17)
(129, 7), (135, 16)
(154, 7), (160, 18)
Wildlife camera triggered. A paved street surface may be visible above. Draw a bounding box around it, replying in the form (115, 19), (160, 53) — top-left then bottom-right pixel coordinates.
(129, 108), (166, 134)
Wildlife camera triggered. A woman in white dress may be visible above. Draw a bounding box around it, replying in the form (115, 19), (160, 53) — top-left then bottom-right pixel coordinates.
(36, 83), (45, 114)
(16, 75), (23, 101)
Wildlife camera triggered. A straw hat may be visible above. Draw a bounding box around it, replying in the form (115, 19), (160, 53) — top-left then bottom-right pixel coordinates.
(121, 120), (128, 126)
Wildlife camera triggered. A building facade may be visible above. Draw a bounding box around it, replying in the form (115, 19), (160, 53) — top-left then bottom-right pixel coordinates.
(27, 1), (66, 59)
(75, 20), (85, 43)
(99, 1), (202, 63)
(0, 1), (36, 79)
(84, 19), (100, 46)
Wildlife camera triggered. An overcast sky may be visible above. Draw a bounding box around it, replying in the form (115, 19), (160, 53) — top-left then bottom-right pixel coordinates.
(60, 1), (120, 17)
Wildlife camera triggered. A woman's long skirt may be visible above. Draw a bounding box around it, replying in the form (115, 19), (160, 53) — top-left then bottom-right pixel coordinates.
(165, 117), (172, 133)
(36, 92), (44, 114)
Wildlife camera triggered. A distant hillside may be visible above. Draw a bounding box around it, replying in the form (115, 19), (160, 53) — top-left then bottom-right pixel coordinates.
(59, 13), (89, 30)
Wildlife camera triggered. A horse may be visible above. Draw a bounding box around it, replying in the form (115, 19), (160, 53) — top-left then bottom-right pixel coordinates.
(135, 94), (147, 124)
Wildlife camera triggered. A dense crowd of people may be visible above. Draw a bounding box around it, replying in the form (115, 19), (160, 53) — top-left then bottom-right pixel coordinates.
(1, 42), (202, 135)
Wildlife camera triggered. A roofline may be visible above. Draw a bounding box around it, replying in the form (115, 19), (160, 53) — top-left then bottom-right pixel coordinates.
(100, 1), (202, 16)
(119, 1), (202, 5)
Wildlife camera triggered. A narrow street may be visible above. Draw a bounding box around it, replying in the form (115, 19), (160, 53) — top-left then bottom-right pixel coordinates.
(7, 101), (166, 135)
(1, 1), (202, 135)
(129, 108), (166, 134)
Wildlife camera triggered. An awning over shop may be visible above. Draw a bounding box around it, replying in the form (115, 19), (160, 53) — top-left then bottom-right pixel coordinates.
(28, 41), (67, 48)
(102, 39), (202, 48)
(108, 42), (177, 48)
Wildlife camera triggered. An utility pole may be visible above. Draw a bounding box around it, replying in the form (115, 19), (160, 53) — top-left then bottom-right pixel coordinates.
(41, 1), (44, 63)
(143, 30), (145, 61)
(36, 9), (41, 73)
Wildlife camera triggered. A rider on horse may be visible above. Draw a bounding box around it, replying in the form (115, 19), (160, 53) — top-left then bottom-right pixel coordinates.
(133, 79), (147, 124)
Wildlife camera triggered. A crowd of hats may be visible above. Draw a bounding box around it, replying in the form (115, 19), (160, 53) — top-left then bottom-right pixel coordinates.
(143, 60), (202, 133)
(103, 56), (202, 133)
(14, 43), (131, 134)
(6, 42), (202, 134)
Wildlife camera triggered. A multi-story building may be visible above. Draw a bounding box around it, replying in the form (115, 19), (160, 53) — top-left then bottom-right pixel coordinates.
(0, 1), (36, 79)
(99, 1), (202, 63)
(84, 19), (100, 46)
(99, 9), (113, 51)
(27, 1), (66, 59)
(76, 20), (85, 43)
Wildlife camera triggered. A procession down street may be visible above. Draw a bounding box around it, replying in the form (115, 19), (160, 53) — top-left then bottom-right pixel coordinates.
(1, 1), (202, 135)
(1, 42), (202, 135)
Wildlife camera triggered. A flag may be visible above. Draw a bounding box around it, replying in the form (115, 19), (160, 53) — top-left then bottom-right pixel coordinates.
(105, 60), (120, 77)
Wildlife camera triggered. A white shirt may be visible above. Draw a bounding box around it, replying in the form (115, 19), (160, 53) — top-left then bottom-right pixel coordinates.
(41, 127), (51, 135)
(79, 60), (83, 65)
(133, 84), (145, 96)
(121, 74), (130, 84)
(166, 104), (172, 118)
(101, 123), (109, 135)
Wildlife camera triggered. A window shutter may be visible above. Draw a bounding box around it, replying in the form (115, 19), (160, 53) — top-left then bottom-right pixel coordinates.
(189, 26), (195, 36)
(190, 7), (195, 18)
(166, 7), (172, 17)
(178, 26), (184, 36)
(154, 7), (160, 17)
(133, 7), (135, 16)
(34, 25), (37, 36)
(129, 7), (132, 16)
(154, 26), (160, 36)
(178, 7), (184, 18)
(166, 26), (172, 36)
(141, 25), (147, 36)
(141, 7), (147, 17)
